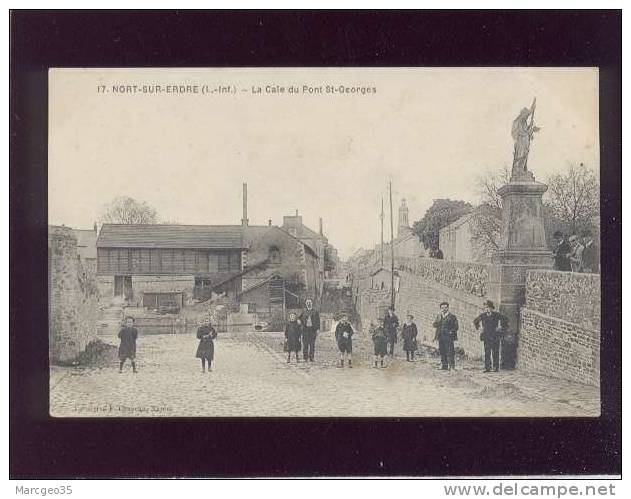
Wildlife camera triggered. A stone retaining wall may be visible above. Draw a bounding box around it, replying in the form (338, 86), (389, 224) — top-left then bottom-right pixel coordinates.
(518, 269), (600, 386)
(49, 226), (100, 363)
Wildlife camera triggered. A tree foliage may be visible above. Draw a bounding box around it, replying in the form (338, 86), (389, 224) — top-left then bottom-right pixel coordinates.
(100, 196), (159, 224)
(412, 199), (473, 250)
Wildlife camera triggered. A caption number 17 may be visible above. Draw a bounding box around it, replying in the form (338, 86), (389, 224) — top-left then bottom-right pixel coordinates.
(97, 85), (107, 93)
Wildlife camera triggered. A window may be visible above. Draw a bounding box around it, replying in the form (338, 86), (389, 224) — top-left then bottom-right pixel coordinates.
(218, 253), (231, 272)
(269, 245), (281, 264)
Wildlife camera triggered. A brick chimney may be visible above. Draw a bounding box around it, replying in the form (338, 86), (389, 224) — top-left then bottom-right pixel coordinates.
(241, 182), (249, 227)
(319, 217), (323, 236)
(268, 219), (272, 226)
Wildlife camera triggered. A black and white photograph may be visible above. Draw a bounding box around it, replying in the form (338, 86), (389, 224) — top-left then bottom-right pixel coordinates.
(10, 9), (621, 481)
(47, 67), (601, 417)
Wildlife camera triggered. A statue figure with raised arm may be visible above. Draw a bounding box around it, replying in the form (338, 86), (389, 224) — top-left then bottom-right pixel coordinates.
(511, 98), (540, 178)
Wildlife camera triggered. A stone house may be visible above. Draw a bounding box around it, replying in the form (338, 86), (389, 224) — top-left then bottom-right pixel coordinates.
(240, 224), (321, 318)
(96, 224), (247, 308)
(95, 222), (322, 315)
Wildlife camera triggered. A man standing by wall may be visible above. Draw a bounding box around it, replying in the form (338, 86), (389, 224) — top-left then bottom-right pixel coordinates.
(383, 306), (399, 356)
(552, 231), (572, 271)
(568, 234), (585, 272)
(433, 302), (459, 370)
(300, 299), (320, 362)
(473, 300), (508, 373)
(581, 229), (600, 274)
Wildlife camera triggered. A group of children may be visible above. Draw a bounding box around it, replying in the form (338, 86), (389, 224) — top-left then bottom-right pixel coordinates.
(283, 310), (419, 369)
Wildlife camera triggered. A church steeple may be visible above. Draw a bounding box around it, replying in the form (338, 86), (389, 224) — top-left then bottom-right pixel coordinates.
(397, 198), (411, 238)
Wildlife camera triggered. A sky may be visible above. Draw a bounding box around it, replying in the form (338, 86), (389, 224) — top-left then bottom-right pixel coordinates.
(49, 68), (599, 259)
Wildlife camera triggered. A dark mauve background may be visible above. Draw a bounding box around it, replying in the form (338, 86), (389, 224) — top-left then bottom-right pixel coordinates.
(10, 10), (621, 478)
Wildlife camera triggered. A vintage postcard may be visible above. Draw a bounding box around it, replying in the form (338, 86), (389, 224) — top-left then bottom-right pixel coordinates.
(48, 68), (600, 417)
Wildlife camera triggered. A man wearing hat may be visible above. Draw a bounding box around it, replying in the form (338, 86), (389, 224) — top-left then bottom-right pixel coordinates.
(299, 299), (321, 362)
(473, 300), (508, 373)
(383, 306), (399, 356)
(433, 302), (459, 370)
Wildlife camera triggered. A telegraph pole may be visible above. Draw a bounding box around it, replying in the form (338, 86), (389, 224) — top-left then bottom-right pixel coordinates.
(389, 181), (395, 309)
(380, 197), (384, 267)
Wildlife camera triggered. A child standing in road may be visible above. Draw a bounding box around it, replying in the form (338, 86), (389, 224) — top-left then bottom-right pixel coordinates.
(284, 312), (302, 363)
(118, 316), (138, 373)
(371, 317), (388, 368)
(401, 314), (419, 362)
(196, 317), (217, 373)
(335, 313), (354, 368)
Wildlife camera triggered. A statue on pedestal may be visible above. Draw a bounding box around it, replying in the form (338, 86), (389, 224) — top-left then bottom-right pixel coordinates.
(511, 98), (540, 179)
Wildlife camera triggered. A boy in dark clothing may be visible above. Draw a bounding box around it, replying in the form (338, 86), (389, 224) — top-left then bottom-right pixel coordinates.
(433, 302), (459, 370)
(196, 317), (217, 372)
(118, 316), (138, 373)
(335, 313), (354, 368)
(473, 300), (508, 372)
(371, 318), (388, 368)
(401, 314), (419, 362)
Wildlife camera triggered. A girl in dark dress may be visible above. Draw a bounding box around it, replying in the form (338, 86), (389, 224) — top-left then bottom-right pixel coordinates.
(401, 314), (419, 362)
(118, 316), (138, 373)
(284, 312), (302, 363)
(196, 317), (217, 373)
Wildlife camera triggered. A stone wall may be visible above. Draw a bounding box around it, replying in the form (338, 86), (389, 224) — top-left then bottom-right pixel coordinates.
(518, 309), (599, 386)
(524, 270), (600, 330)
(397, 257), (490, 297)
(49, 226), (100, 363)
(518, 270), (600, 386)
(395, 269), (486, 357)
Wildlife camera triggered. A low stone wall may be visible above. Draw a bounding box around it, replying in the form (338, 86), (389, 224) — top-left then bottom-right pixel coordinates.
(518, 270), (600, 386)
(49, 226), (100, 363)
(524, 270), (600, 330)
(519, 309), (599, 386)
(395, 270), (486, 357)
(397, 256), (491, 297)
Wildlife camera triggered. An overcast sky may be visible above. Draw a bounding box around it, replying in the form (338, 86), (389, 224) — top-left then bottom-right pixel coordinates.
(49, 68), (599, 258)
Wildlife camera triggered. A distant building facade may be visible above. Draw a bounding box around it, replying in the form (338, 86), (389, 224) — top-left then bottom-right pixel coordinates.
(438, 212), (499, 262)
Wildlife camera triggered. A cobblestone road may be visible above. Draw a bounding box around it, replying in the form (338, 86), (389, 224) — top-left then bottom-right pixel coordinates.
(50, 330), (599, 417)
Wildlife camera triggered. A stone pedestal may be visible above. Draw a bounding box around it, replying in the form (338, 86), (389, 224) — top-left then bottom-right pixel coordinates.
(490, 171), (553, 368)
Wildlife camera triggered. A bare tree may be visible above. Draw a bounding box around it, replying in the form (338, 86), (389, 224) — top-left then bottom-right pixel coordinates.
(100, 196), (158, 224)
(468, 166), (510, 258)
(475, 165), (511, 211)
(469, 204), (502, 257)
(546, 163), (599, 233)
